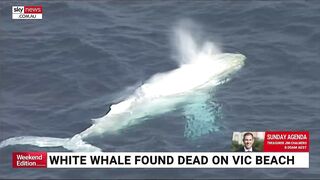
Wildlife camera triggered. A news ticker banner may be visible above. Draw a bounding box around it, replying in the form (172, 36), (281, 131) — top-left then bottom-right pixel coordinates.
(13, 152), (308, 168)
(12, 6), (42, 19)
(11, 131), (309, 168)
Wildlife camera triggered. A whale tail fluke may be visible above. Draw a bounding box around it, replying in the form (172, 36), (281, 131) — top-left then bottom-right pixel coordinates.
(0, 134), (101, 152)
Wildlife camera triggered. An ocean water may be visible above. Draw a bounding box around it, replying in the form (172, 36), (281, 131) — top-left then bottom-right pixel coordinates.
(1, 0), (320, 179)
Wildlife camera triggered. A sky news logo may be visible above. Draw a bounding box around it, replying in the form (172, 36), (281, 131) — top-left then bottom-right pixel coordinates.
(12, 6), (42, 19)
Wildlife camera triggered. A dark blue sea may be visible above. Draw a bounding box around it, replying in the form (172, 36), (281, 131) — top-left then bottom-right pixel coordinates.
(1, 0), (320, 179)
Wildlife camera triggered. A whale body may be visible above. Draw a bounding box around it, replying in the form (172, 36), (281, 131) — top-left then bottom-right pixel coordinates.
(80, 53), (245, 139)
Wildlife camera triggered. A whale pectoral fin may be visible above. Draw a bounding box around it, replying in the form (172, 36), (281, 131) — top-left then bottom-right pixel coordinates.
(0, 135), (101, 152)
(183, 93), (221, 139)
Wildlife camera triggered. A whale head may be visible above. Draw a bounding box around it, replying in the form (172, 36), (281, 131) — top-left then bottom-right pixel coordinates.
(178, 52), (245, 91)
(212, 53), (246, 78)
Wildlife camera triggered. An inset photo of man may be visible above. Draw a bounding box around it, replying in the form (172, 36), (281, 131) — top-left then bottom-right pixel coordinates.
(232, 132), (265, 152)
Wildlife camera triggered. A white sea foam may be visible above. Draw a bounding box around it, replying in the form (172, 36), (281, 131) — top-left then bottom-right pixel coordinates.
(172, 19), (221, 65)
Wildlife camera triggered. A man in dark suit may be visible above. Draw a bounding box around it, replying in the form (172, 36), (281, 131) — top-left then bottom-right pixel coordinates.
(237, 132), (259, 152)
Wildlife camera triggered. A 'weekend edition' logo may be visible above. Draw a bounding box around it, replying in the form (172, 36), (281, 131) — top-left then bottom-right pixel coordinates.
(12, 6), (42, 19)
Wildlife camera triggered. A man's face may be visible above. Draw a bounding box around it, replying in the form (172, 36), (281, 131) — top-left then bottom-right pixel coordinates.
(243, 134), (254, 149)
